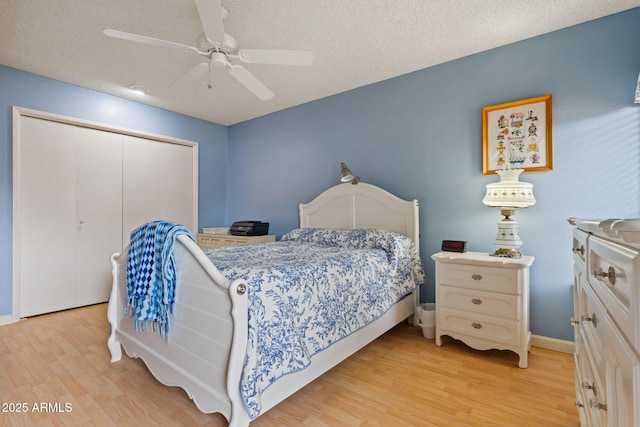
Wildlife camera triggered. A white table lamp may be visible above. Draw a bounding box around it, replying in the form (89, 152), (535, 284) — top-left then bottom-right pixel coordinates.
(482, 168), (535, 258)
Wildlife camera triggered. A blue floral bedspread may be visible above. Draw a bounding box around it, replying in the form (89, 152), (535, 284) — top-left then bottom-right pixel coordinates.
(202, 228), (425, 419)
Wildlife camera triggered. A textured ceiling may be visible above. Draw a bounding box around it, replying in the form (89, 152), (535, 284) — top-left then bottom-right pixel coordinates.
(1, 0), (638, 125)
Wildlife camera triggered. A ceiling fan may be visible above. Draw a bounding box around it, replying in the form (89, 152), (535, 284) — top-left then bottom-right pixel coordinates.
(103, 0), (313, 100)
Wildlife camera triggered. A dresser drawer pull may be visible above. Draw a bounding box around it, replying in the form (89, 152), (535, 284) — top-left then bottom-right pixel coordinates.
(581, 313), (598, 327)
(592, 266), (616, 286)
(471, 298), (482, 305)
(471, 322), (483, 329)
(589, 400), (607, 411)
(572, 245), (585, 256)
(581, 381), (596, 395)
(471, 274), (483, 281)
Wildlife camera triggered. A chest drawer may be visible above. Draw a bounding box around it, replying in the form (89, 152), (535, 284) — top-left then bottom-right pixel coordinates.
(588, 235), (640, 348)
(573, 228), (588, 270)
(439, 284), (519, 320)
(438, 263), (519, 294)
(578, 277), (640, 426)
(197, 234), (275, 248)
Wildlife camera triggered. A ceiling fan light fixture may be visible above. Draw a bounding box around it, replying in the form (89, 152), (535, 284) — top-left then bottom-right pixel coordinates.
(211, 51), (229, 68)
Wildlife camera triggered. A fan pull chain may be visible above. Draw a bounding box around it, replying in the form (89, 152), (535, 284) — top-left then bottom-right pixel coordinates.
(207, 64), (213, 89)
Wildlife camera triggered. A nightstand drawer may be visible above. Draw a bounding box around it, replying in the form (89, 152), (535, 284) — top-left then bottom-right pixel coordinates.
(439, 284), (519, 320)
(439, 263), (519, 294)
(439, 307), (520, 345)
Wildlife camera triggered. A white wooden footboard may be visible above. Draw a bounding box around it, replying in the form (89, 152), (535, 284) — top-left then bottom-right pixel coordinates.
(107, 234), (251, 427)
(106, 183), (421, 426)
(107, 234), (416, 426)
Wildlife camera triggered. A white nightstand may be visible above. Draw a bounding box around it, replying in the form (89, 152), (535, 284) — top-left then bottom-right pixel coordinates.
(431, 251), (534, 368)
(197, 233), (275, 248)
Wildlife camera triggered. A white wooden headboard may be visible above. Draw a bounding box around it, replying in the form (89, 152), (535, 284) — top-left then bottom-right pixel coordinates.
(299, 182), (420, 253)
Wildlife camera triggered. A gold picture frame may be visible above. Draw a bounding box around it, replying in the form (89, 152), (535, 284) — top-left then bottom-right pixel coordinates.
(482, 94), (553, 175)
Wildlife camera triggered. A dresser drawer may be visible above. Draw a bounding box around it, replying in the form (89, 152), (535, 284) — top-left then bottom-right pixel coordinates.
(438, 307), (520, 347)
(588, 235), (640, 348)
(579, 279), (640, 425)
(438, 263), (519, 294)
(439, 284), (519, 321)
(573, 228), (588, 269)
(197, 234), (275, 248)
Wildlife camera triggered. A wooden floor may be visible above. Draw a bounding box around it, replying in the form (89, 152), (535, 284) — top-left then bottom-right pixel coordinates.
(1, 303), (579, 427)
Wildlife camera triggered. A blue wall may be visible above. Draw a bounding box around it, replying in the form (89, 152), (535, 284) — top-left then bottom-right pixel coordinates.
(0, 65), (229, 316)
(228, 9), (640, 341)
(1, 8), (639, 341)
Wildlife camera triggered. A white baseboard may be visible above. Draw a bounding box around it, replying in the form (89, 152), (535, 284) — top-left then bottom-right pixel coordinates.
(531, 334), (574, 354)
(0, 314), (15, 326)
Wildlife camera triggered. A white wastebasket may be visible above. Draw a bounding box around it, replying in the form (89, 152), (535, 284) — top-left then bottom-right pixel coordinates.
(416, 303), (435, 339)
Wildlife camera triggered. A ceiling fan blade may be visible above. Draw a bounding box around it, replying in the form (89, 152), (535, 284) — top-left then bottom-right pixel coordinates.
(228, 65), (274, 101)
(237, 49), (314, 66)
(194, 0), (225, 45)
(172, 62), (209, 86)
(103, 29), (199, 53)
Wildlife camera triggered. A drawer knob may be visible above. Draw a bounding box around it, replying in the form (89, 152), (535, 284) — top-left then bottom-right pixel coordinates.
(581, 381), (596, 394)
(572, 245), (585, 256)
(471, 322), (483, 329)
(471, 274), (483, 281)
(471, 298), (482, 305)
(592, 266), (616, 286)
(581, 313), (598, 328)
(589, 400), (607, 411)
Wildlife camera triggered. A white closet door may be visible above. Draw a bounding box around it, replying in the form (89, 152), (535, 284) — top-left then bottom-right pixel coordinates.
(122, 135), (196, 246)
(75, 126), (123, 306)
(19, 119), (123, 316)
(15, 108), (197, 319)
(20, 117), (77, 316)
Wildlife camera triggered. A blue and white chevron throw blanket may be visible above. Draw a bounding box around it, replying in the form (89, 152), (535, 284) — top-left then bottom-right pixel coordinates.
(125, 220), (194, 339)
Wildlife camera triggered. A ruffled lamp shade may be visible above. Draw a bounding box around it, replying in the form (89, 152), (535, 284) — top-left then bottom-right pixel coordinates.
(482, 169), (535, 258)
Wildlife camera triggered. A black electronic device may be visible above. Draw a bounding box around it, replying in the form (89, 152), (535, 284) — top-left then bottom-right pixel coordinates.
(230, 221), (269, 236)
(441, 240), (467, 253)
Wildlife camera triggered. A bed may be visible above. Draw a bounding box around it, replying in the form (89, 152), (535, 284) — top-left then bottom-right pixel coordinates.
(107, 182), (423, 426)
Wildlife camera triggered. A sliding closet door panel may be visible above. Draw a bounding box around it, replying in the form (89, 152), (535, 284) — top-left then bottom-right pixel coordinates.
(122, 136), (162, 244)
(19, 117), (76, 317)
(75, 127), (123, 306)
(122, 135), (196, 246)
(158, 141), (195, 229)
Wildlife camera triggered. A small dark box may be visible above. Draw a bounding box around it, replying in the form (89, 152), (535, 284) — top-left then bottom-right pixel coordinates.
(441, 240), (467, 253)
(230, 221), (269, 236)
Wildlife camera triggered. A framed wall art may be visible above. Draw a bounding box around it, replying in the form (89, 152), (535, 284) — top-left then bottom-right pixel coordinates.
(482, 94), (553, 175)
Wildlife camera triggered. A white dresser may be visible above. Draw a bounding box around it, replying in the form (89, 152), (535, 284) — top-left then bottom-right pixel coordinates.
(569, 218), (640, 426)
(197, 233), (275, 248)
(431, 251), (534, 368)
